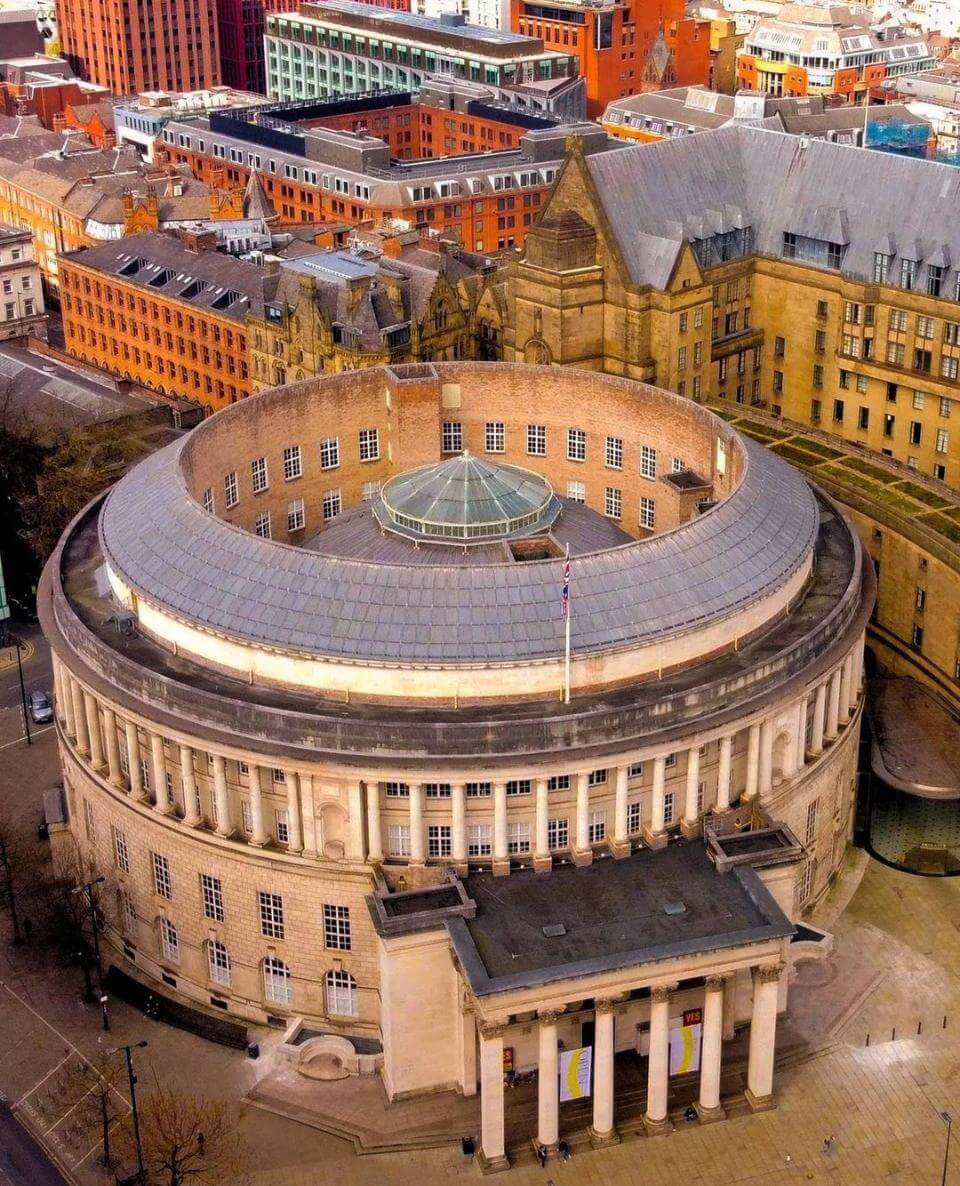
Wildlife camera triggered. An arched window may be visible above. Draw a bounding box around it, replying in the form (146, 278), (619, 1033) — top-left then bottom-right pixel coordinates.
(433, 302), (448, 333)
(263, 956), (292, 1004)
(207, 940), (231, 987)
(159, 917), (179, 963)
(326, 969), (358, 1018)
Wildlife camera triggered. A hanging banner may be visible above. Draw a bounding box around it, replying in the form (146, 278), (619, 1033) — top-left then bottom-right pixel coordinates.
(669, 1023), (702, 1076)
(558, 1046), (593, 1101)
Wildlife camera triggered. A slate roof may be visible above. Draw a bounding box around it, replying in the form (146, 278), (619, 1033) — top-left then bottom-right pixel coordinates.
(583, 124), (960, 291)
(98, 387), (819, 664)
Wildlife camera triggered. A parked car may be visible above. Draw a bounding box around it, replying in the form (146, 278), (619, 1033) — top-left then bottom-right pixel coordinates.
(28, 689), (53, 723)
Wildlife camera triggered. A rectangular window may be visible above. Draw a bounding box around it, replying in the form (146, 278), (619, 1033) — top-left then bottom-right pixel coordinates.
(319, 437), (340, 470)
(942, 357), (959, 381)
(640, 445), (657, 479)
(112, 825), (129, 873)
(858, 407), (869, 431)
(388, 823), (411, 857)
(282, 445), (302, 480)
(506, 779), (531, 796)
(208, 940), (231, 986)
(323, 904), (351, 950)
(465, 781), (492, 797)
(275, 809), (289, 845)
(527, 424), (546, 456)
(640, 497), (655, 530)
(627, 800), (642, 835)
(202, 488), (214, 514)
(833, 399), (844, 424)
(424, 783), (451, 798)
(251, 456), (268, 493)
(152, 853), (171, 900)
(254, 511), (271, 539)
(467, 823), (492, 856)
(159, 918), (180, 963)
(913, 623), (924, 649)
(507, 821), (530, 854)
(566, 480), (586, 503)
(890, 309), (908, 333)
(874, 252), (890, 283)
(604, 487), (622, 520)
(588, 810), (606, 844)
(201, 874), (224, 922)
(258, 891), (284, 939)
(567, 428), (586, 462)
(605, 435), (623, 470)
(441, 421), (462, 453)
(322, 489), (342, 520)
(385, 781), (409, 798)
(940, 397), (952, 418)
(587, 768), (608, 787)
(224, 471), (238, 509)
(916, 316), (935, 340)
(485, 421), (505, 453)
(663, 791), (675, 824)
(263, 956), (292, 1003)
(287, 499), (305, 532)
(936, 429), (949, 454)
(120, 890), (137, 936)
(910, 421), (923, 446)
(358, 428), (379, 462)
(428, 824), (452, 858)
(547, 817), (568, 851)
(547, 774), (570, 791)
(887, 342), (905, 366)
(805, 799), (818, 845)
(900, 258), (917, 290)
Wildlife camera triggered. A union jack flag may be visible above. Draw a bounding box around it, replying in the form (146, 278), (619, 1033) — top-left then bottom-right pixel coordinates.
(561, 554), (570, 618)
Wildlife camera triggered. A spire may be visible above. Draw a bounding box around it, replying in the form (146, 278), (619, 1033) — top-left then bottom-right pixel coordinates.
(243, 170), (278, 226)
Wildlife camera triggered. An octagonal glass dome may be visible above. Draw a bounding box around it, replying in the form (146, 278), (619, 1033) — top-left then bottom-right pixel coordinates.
(374, 453), (560, 545)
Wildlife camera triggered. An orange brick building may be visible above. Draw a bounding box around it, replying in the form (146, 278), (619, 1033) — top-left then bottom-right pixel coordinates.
(58, 0), (222, 96)
(510, 0), (711, 118)
(59, 233), (253, 409)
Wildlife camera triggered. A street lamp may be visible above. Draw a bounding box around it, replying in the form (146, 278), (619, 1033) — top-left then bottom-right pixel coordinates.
(942, 1111), (952, 1186)
(8, 634), (31, 746)
(110, 1041), (148, 1185)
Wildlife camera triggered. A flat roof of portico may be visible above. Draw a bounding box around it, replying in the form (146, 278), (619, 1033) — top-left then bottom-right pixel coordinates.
(449, 841), (793, 996)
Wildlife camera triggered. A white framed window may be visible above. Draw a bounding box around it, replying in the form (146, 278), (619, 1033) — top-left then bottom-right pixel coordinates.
(936, 429), (949, 454)
(605, 435), (623, 469)
(361, 480), (381, 501)
(506, 779), (531, 796)
(202, 487), (214, 513)
(547, 774), (570, 791)
(119, 889), (137, 937)
(201, 874), (224, 922)
(323, 904), (351, 950)
(224, 471), (238, 509)
(251, 456), (268, 493)
(322, 488), (342, 520)
(627, 800), (642, 835)
(241, 799), (253, 834)
(282, 445), (302, 481)
(507, 821), (531, 854)
(263, 956), (292, 1003)
(547, 817), (569, 850)
(152, 852), (171, 900)
(664, 752), (677, 768)
(588, 768), (608, 786)
(604, 487), (622, 519)
(467, 823), (492, 856)
(140, 756), (151, 793)
(275, 808), (290, 845)
(119, 742), (130, 778)
(442, 421), (462, 453)
(527, 424), (546, 456)
(640, 497), (656, 530)
(388, 823), (411, 857)
(159, 917), (180, 963)
(207, 939), (231, 987)
(672, 456), (686, 473)
(319, 437), (340, 470)
(358, 428), (379, 462)
(640, 445), (657, 479)
(797, 860), (814, 907)
(663, 791), (675, 824)
(485, 421), (505, 453)
(567, 427), (586, 462)
(805, 798), (819, 845)
(255, 511), (271, 539)
(466, 781), (492, 797)
(385, 781), (409, 797)
(588, 810), (606, 844)
(112, 825), (129, 873)
(287, 498), (305, 532)
(628, 762), (643, 778)
(258, 890), (284, 939)
(566, 480), (586, 503)
(326, 969), (358, 1017)
(424, 783), (452, 798)
(428, 824), (452, 858)
(696, 781), (705, 815)
(913, 390), (926, 410)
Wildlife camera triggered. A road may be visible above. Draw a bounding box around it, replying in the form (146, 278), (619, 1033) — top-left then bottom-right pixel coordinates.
(0, 1102), (72, 1186)
(0, 624), (54, 752)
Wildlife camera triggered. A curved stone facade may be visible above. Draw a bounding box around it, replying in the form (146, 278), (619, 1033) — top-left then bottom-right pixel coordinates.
(41, 362), (872, 1051)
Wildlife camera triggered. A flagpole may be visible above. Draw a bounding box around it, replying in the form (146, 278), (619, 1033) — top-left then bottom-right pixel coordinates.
(563, 543), (571, 705)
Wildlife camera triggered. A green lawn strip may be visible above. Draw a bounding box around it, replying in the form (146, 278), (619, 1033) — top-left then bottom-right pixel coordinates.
(890, 480), (951, 510)
(790, 437), (844, 460)
(837, 455), (900, 484)
(770, 442), (832, 468)
(926, 514), (960, 544)
(821, 465), (926, 515)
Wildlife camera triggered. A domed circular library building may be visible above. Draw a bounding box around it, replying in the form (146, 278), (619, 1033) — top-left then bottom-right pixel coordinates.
(41, 362), (872, 1167)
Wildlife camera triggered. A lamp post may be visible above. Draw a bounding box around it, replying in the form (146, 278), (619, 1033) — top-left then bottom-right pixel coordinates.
(73, 875), (106, 1021)
(111, 1041), (148, 1184)
(942, 1111), (952, 1186)
(9, 635), (31, 746)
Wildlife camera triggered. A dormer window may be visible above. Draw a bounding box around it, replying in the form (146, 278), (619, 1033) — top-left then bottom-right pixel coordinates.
(873, 251), (891, 284)
(900, 258), (917, 291)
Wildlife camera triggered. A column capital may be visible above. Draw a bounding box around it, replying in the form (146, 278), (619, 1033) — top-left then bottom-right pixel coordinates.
(537, 1008), (564, 1026)
(479, 1019), (508, 1039)
(594, 997), (618, 1015)
(753, 962), (784, 985)
(650, 983), (675, 1004)
(705, 975), (728, 993)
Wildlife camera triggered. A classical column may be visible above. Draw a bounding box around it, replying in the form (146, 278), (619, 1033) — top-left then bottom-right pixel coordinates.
(758, 719), (773, 798)
(409, 781), (425, 865)
(574, 771), (591, 864)
(795, 696), (809, 773)
(682, 746), (701, 834)
(536, 1010), (561, 1154)
(847, 651), (859, 715)
(84, 694), (105, 771)
(590, 999), (619, 1147)
(744, 723), (760, 799)
(612, 766), (629, 856)
(696, 976), (726, 1123)
(716, 736), (733, 811)
(365, 781), (383, 863)
(102, 707), (123, 786)
(345, 779), (363, 861)
(300, 774), (318, 858)
(180, 744), (201, 826)
(492, 781), (507, 873)
(212, 755), (232, 837)
(477, 1023), (509, 1172)
(839, 655), (852, 725)
(746, 964), (782, 1112)
(643, 756), (667, 847)
(810, 682), (827, 756)
(125, 720), (143, 798)
(248, 764), (268, 846)
(453, 778), (467, 863)
(825, 668), (841, 740)
(533, 777), (550, 870)
(151, 732), (171, 812)
(60, 668), (76, 738)
(286, 772), (304, 854)
(643, 984), (673, 1136)
(72, 681), (89, 757)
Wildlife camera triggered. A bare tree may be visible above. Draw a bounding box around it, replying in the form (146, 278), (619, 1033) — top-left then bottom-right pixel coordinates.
(115, 1078), (245, 1186)
(70, 1051), (127, 1170)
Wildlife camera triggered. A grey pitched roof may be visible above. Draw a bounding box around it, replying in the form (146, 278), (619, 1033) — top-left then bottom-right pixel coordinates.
(243, 170), (277, 223)
(583, 124), (960, 291)
(98, 385), (819, 664)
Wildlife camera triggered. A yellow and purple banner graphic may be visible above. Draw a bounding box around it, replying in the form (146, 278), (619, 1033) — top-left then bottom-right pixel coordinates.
(669, 1023), (702, 1076)
(558, 1046), (593, 1101)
